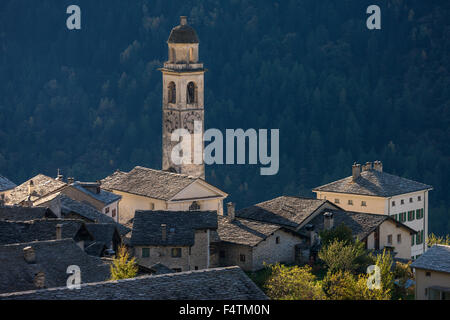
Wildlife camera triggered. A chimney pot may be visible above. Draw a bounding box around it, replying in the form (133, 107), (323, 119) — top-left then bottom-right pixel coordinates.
(56, 224), (62, 240)
(161, 224), (167, 241)
(373, 160), (383, 172)
(33, 271), (45, 289)
(352, 163), (361, 181)
(23, 246), (36, 264)
(180, 16), (187, 26)
(67, 177), (74, 184)
(28, 180), (34, 196)
(227, 202), (235, 221)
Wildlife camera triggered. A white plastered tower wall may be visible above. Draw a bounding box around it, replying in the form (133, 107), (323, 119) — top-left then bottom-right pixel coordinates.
(161, 16), (205, 179)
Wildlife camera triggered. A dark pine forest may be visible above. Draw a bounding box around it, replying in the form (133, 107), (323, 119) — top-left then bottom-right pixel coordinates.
(0, 1), (449, 235)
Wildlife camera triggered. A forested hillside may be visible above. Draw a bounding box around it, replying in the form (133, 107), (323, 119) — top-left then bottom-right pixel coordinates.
(0, 0), (449, 234)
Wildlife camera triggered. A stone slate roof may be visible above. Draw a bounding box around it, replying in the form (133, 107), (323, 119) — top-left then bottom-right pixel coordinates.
(85, 223), (120, 246)
(217, 216), (296, 247)
(131, 210), (218, 247)
(0, 239), (110, 294)
(305, 209), (416, 241)
(37, 193), (129, 236)
(71, 181), (121, 205)
(0, 175), (16, 192)
(411, 245), (450, 274)
(0, 206), (57, 221)
(236, 196), (333, 229)
(101, 166), (199, 201)
(0, 219), (93, 245)
(5, 174), (66, 205)
(313, 169), (432, 197)
(148, 263), (175, 275)
(0, 266), (268, 300)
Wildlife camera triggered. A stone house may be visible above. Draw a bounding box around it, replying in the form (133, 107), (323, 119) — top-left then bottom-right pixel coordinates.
(302, 209), (417, 261)
(313, 161), (433, 258)
(130, 210), (218, 272)
(216, 203), (305, 271)
(84, 223), (122, 256)
(411, 244), (450, 300)
(101, 166), (228, 224)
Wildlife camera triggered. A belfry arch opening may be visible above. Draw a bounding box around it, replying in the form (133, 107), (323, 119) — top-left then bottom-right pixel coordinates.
(168, 82), (176, 104)
(187, 82), (197, 104)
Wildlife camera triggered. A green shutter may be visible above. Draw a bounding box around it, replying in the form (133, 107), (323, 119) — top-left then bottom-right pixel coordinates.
(411, 235), (415, 245)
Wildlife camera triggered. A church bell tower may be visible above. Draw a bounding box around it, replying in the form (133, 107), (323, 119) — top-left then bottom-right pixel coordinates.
(161, 16), (205, 179)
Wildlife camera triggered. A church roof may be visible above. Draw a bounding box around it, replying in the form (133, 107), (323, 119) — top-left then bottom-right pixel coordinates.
(101, 166), (203, 201)
(313, 169), (432, 197)
(0, 266), (268, 300)
(168, 16), (199, 44)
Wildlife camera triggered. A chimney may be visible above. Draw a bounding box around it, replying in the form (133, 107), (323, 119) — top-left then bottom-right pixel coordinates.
(56, 224), (62, 240)
(67, 177), (74, 184)
(23, 246), (36, 264)
(180, 16), (187, 26)
(55, 169), (63, 181)
(362, 161), (373, 172)
(373, 160), (383, 172)
(161, 224), (167, 241)
(324, 212), (334, 230)
(227, 202), (235, 221)
(305, 224), (316, 246)
(28, 180), (34, 196)
(352, 163), (361, 181)
(33, 272), (45, 289)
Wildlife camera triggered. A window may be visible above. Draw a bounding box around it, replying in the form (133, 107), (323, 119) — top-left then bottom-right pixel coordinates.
(149, 203), (155, 210)
(392, 201), (396, 207)
(409, 197), (413, 203)
(418, 196), (422, 201)
(171, 248), (182, 258)
(239, 254), (246, 262)
(426, 271), (431, 277)
(401, 199), (404, 205)
(187, 82), (197, 104)
(105, 207), (110, 214)
(172, 268), (182, 273)
(348, 200), (353, 205)
(142, 248), (150, 258)
(194, 266), (198, 270)
(408, 211), (415, 221)
(112, 209), (116, 218)
(361, 201), (367, 207)
(334, 199), (340, 204)
(397, 234), (402, 243)
(276, 236), (280, 244)
(387, 234), (393, 245)
(189, 47), (195, 62)
(415, 230), (424, 245)
(168, 82), (176, 103)
(189, 201), (200, 211)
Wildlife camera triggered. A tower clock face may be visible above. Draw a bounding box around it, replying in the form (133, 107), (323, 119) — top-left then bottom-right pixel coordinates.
(183, 111), (203, 133)
(164, 111), (180, 133)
